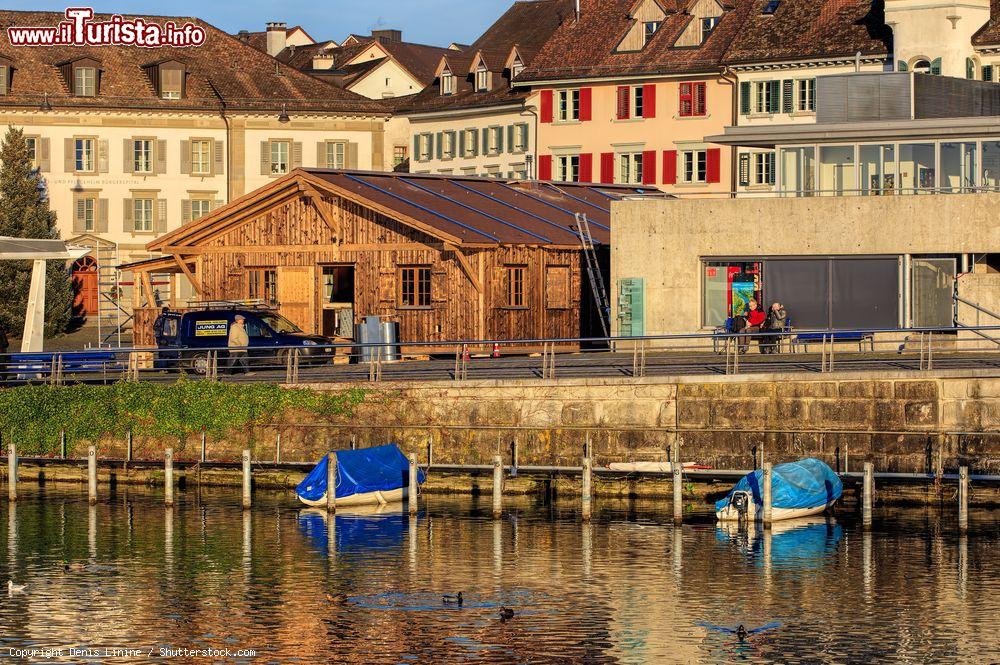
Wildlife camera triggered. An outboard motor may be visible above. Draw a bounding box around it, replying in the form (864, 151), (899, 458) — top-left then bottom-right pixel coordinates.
(731, 490), (751, 524)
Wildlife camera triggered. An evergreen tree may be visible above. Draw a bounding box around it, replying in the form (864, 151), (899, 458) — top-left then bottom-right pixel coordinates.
(0, 126), (73, 339)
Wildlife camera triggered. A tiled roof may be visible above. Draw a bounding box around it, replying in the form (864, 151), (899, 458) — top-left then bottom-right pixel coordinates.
(973, 0), (1000, 45)
(150, 168), (661, 250)
(517, 0), (754, 82)
(398, 0), (575, 114)
(723, 0), (892, 65)
(0, 10), (382, 114)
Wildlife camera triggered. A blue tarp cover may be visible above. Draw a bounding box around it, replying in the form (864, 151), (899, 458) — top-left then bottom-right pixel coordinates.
(296, 444), (425, 502)
(715, 458), (843, 512)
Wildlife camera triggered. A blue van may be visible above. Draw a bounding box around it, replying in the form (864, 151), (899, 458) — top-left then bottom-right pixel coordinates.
(153, 307), (335, 373)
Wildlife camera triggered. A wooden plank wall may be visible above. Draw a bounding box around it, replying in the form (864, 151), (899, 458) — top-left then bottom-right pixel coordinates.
(191, 192), (585, 343)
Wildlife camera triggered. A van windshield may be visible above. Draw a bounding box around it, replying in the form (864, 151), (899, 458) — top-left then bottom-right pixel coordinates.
(259, 314), (302, 334)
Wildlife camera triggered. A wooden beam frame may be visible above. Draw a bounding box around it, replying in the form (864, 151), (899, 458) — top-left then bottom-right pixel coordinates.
(446, 244), (482, 293)
(172, 255), (203, 296)
(140, 272), (155, 308)
(302, 183), (341, 238)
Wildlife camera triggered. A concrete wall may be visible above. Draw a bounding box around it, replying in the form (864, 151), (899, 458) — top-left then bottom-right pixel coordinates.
(611, 192), (1000, 335)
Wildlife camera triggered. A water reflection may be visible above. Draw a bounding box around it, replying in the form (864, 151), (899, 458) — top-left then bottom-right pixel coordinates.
(0, 488), (994, 664)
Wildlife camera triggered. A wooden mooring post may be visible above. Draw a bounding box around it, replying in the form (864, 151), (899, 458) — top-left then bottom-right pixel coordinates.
(7, 442), (16, 502)
(959, 466), (969, 533)
(60, 430), (66, 460)
(326, 452), (337, 514)
(241, 450), (251, 510)
(492, 455), (503, 519)
(87, 445), (97, 505)
(863, 462), (874, 529)
(408, 454), (418, 515)
(762, 462), (773, 527)
(125, 430), (132, 463)
(164, 448), (174, 506)
(581, 456), (593, 522)
(672, 440), (683, 524)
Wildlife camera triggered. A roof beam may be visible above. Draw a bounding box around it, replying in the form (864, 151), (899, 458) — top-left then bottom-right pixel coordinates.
(446, 244), (482, 293)
(302, 184), (341, 238)
(173, 255), (203, 296)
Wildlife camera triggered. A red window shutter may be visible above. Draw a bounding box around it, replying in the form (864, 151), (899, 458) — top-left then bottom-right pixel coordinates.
(579, 87), (592, 121)
(679, 83), (692, 117)
(600, 152), (615, 184)
(616, 86), (630, 120)
(662, 150), (677, 185)
(706, 148), (721, 183)
(539, 154), (552, 180)
(642, 150), (657, 185)
(694, 82), (706, 116)
(540, 89), (553, 123)
(579, 153), (593, 182)
(642, 84), (656, 118)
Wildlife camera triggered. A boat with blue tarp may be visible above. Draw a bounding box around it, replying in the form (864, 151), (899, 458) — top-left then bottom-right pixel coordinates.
(715, 458), (842, 522)
(296, 444), (424, 508)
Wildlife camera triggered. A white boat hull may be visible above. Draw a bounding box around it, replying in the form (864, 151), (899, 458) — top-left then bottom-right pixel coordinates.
(297, 487), (408, 508)
(716, 499), (836, 523)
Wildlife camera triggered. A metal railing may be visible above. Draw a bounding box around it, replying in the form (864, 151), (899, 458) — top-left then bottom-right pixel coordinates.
(4, 324), (1000, 387)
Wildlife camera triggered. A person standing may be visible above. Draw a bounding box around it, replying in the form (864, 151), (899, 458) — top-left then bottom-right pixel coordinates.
(762, 303), (789, 354)
(227, 315), (250, 375)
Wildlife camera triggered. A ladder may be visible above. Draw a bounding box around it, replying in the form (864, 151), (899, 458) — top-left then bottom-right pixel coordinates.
(574, 213), (610, 338)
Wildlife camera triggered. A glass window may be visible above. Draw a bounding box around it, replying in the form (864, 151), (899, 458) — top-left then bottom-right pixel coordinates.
(779, 147), (815, 196)
(75, 138), (95, 172)
(248, 269), (278, 305)
(393, 145), (408, 167)
(858, 144), (896, 196)
(74, 66), (96, 96)
(326, 141), (346, 168)
(133, 198), (153, 232)
(555, 155), (580, 182)
(25, 136), (37, 167)
(505, 265), (526, 307)
(940, 142), (977, 193)
(399, 266), (431, 308)
(982, 141), (1000, 190)
(796, 78), (815, 112)
(160, 66), (183, 99)
(679, 82), (706, 117)
(643, 21), (661, 45)
(818, 145), (856, 196)
(191, 199), (212, 220)
(133, 139), (152, 173)
(418, 134), (432, 161)
(898, 143), (936, 193)
(681, 150), (707, 183)
(751, 151), (775, 186)
(557, 89), (580, 121)
(79, 197), (95, 231)
(512, 124), (528, 152)
(270, 140), (290, 175)
(191, 140), (211, 175)
(753, 81), (772, 114)
(702, 261), (763, 327)
(618, 152), (643, 184)
(632, 85), (644, 118)
(476, 66), (489, 91)
(441, 71), (453, 95)
(487, 127), (502, 154)
(701, 17), (719, 42)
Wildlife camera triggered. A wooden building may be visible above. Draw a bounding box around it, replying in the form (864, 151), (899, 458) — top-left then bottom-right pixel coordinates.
(123, 169), (651, 347)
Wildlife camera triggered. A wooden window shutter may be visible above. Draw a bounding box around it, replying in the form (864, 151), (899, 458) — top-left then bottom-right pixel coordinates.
(694, 82), (706, 116)
(538, 154), (552, 180)
(897, 61), (908, 72)
(706, 148), (721, 184)
(182, 199), (192, 224)
(495, 127), (504, 153)
(73, 197), (86, 233)
(213, 140), (225, 175)
(0, 67), (8, 96)
(122, 199), (134, 233)
(212, 199), (223, 211)
(506, 125), (515, 152)
(642, 84), (656, 118)
(316, 142), (328, 168)
(155, 199), (168, 233)
(579, 153), (593, 183)
(64, 138), (74, 172)
(155, 139), (167, 174)
(642, 150), (656, 185)
(662, 150), (677, 185)
(739, 81), (751, 114)
(766, 152), (776, 185)
(738, 153), (750, 187)
(291, 142), (303, 169)
(180, 140), (191, 174)
(931, 58), (942, 75)
(122, 139), (133, 175)
(98, 139), (109, 173)
(600, 152), (614, 184)
(540, 89), (553, 123)
(97, 198), (108, 233)
(767, 80), (781, 113)
(470, 130), (479, 156)
(413, 135), (421, 162)
(436, 132), (444, 160)
(260, 141), (270, 175)
(617, 85), (630, 120)
(39, 138), (50, 172)
(347, 142), (359, 169)
(458, 130), (466, 157)
(679, 82), (692, 117)
(579, 87), (592, 121)
(967, 58), (976, 79)
(984, 64), (994, 82)
(782, 80), (793, 113)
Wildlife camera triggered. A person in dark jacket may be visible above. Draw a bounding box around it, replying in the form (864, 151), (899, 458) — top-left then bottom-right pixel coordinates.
(761, 303), (789, 354)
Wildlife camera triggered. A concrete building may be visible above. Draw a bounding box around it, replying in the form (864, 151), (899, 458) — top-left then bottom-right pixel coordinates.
(398, 0), (574, 179)
(0, 10), (385, 341)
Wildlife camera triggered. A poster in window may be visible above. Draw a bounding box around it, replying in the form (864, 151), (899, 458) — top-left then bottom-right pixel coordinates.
(918, 167), (935, 190)
(730, 280), (756, 317)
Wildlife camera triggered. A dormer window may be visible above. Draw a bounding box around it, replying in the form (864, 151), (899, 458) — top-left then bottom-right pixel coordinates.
(476, 65), (489, 92)
(701, 17), (719, 42)
(159, 62), (185, 99)
(0, 57), (11, 96)
(74, 66), (96, 97)
(511, 61), (524, 81)
(643, 21), (661, 45)
(441, 70), (454, 95)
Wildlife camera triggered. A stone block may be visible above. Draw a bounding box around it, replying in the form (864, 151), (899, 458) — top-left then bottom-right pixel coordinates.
(520, 401), (564, 427)
(903, 401), (938, 427)
(657, 400), (677, 427)
(560, 401), (599, 426)
(677, 400), (711, 427)
(810, 400), (874, 427)
(978, 400), (1000, 429)
(838, 381), (874, 398)
(721, 382), (774, 398)
(940, 379), (971, 399)
(893, 381), (938, 400)
(775, 382), (838, 398)
(676, 383), (723, 398)
(873, 400), (906, 430)
(767, 399), (809, 425)
(710, 399), (771, 427)
(601, 400), (660, 428)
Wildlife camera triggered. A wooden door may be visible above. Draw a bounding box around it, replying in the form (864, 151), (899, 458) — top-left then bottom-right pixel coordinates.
(72, 256), (99, 317)
(277, 266), (317, 334)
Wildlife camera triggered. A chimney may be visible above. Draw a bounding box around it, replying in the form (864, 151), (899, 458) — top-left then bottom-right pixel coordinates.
(266, 22), (287, 57)
(312, 54), (336, 70)
(371, 29), (402, 43)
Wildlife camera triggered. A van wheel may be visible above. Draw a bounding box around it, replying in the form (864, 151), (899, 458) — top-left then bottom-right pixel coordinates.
(188, 352), (210, 376)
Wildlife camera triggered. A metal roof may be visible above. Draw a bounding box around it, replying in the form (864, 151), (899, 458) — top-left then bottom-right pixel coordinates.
(0, 237), (88, 260)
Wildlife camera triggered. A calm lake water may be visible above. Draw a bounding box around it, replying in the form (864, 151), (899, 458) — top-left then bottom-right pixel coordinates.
(0, 486), (997, 664)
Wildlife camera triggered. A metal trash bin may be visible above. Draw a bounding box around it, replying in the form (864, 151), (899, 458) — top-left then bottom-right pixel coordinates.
(355, 316), (400, 363)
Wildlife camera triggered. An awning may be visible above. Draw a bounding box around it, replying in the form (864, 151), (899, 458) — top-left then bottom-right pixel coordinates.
(118, 255), (184, 273)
